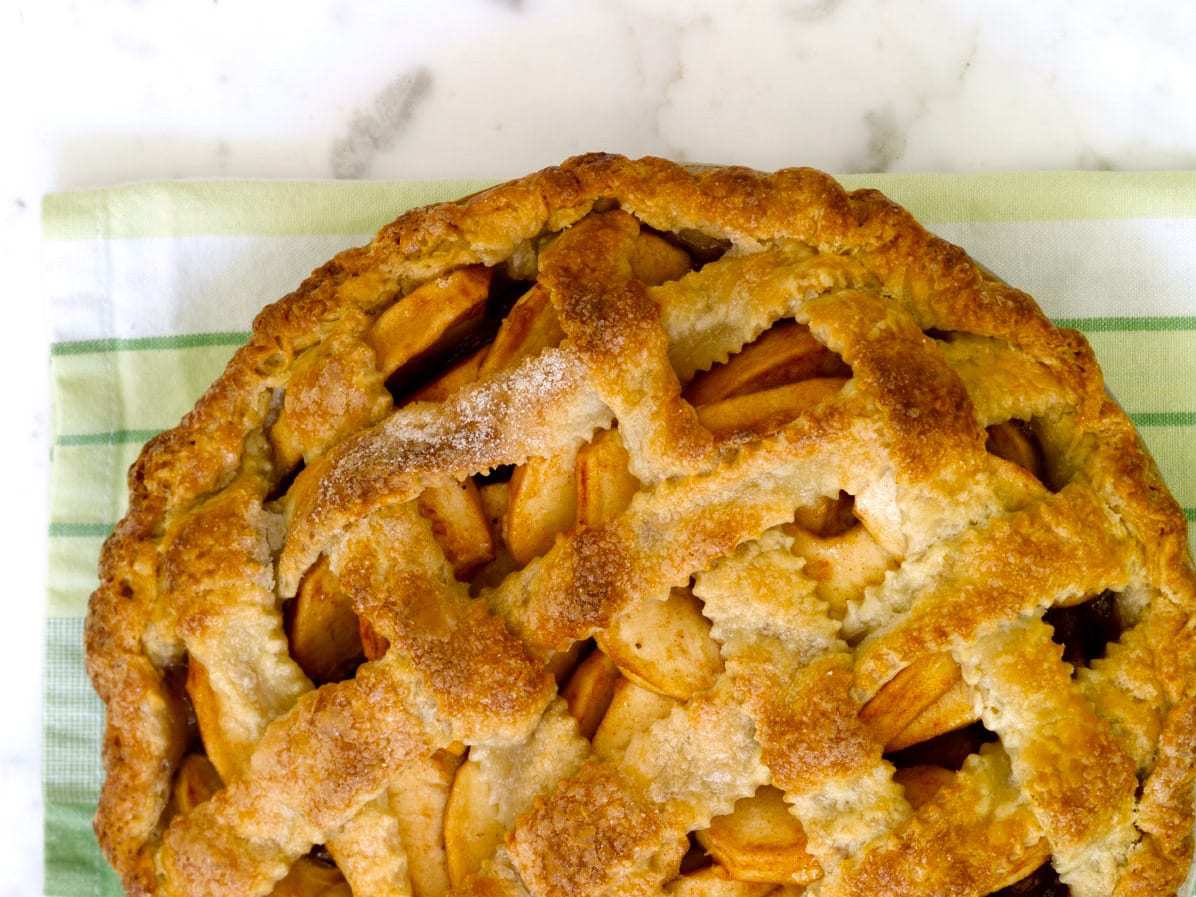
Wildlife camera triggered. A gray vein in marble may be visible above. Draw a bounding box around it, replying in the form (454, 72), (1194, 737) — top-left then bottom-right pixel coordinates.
(1075, 148), (1118, 171)
(641, 10), (711, 164)
(784, 0), (847, 23)
(331, 67), (433, 179)
(861, 106), (907, 172)
(844, 29), (985, 173)
(649, 44), (688, 162)
(957, 28), (980, 82)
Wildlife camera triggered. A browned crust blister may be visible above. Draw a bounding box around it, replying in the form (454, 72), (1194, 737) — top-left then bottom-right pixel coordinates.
(85, 154), (1196, 897)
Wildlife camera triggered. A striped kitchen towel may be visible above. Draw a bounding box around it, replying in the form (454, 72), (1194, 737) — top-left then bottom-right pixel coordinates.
(44, 173), (1196, 896)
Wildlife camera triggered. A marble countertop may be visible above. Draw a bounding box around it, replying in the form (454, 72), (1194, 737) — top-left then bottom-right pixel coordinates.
(6, 2), (1196, 895)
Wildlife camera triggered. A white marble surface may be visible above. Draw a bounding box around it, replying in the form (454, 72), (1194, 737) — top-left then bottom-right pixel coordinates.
(4, 1), (1196, 894)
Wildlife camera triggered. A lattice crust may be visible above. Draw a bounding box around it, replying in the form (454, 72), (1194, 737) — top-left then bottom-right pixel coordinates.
(85, 154), (1196, 897)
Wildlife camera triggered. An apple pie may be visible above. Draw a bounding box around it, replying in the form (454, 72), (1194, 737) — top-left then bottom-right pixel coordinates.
(86, 154), (1196, 897)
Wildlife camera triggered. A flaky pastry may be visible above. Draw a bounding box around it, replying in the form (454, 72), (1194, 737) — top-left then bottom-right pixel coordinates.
(86, 154), (1196, 897)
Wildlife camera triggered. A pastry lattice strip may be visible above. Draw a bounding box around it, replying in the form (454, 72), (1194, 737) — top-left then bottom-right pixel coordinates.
(85, 155), (1196, 897)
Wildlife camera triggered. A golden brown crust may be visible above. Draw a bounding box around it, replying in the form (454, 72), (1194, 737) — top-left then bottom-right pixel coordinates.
(332, 503), (553, 743)
(159, 659), (431, 897)
(817, 746), (1050, 897)
(852, 484), (1139, 698)
(537, 211), (713, 480)
(86, 153), (1196, 897)
(507, 762), (680, 897)
(1114, 698), (1196, 896)
(958, 619), (1138, 894)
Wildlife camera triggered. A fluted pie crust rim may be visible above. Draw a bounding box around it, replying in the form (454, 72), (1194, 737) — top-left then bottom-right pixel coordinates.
(86, 154), (1196, 897)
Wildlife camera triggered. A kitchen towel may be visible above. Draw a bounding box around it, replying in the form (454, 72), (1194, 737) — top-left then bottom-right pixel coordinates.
(44, 172), (1196, 896)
